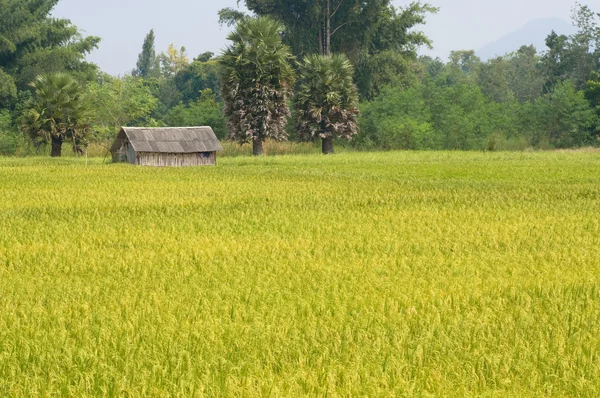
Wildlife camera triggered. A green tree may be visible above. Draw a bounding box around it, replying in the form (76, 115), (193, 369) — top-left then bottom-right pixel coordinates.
(0, 67), (17, 106)
(478, 57), (513, 103)
(542, 3), (600, 91)
(232, 0), (436, 98)
(218, 7), (248, 27)
(423, 62), (492, 150)
(86, 75), (158, 140)
(21, 73), (93, 157)
(506, 45), (544, 102)
(585, 71), (600, 140)
(295, 54), (359, 154)
(220, 16), (295, 156)
(133, 29), (160, 78)
(519, 81), (597, 148)
(447, 50), (481, 81)
(358, 82), (436, 150)
(195, 52), (215, 63)
(174, 59), (220, 104)
(163, 89), (226, 138)
(539, 80), (597, 148)
(160, 44), (190, 78)
(542, 31), (572, 90)
(0, 0), (100, 108)
(0, 109), (19, 155)
(569, 2), (600, 89)
(353, 2), (437, 98)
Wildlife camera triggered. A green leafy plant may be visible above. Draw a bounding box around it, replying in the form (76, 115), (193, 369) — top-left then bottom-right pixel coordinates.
(220, 16), (295, 156)
(21, 73), (92, 157)
(295, 54), (359, 154)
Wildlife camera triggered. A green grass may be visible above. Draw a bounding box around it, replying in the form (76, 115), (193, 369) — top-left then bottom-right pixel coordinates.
(1, 151), (600, 396)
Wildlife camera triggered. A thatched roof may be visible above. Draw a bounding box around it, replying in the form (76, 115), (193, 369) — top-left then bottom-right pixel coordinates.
(110, 127), (223, 154)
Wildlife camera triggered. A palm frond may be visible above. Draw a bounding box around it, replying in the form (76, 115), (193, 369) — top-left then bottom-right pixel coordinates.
(21, 73), (94, 153)
(220, 17), (295, 144)
(295, 54), (360, 141)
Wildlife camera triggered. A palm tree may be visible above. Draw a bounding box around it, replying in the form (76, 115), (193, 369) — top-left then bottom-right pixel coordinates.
(295, 54), (360, 154)
(220, 16), (295, 156)
(22, 73), (92, 157)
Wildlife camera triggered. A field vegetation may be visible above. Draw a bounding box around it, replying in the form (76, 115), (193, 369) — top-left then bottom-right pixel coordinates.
(1, 151), (600, 396)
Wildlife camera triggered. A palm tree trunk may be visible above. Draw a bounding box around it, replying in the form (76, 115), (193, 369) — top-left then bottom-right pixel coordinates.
(326, 0), (331, 56)
(51, 136), (63, 157)
(318, 26), (324, 56)
(253, 135), (264, 156)
(322, 136), (334, 154)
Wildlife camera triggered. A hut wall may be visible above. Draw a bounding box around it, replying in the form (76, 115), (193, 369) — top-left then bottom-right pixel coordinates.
(137, 152), (216, 167)
(128, 144), (137, 165)
(112, 142), (129, 163)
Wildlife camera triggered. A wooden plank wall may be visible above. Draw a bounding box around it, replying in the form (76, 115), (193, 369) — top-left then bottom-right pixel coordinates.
(128, 144), (137, 165)
(136, 152), (217, 167)
(111, 143), (129, 163)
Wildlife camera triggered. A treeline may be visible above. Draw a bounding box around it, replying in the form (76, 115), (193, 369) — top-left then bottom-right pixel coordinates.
(359, 2), (600, 150)
(360, 48), (600, 151)
(1, 0), (599, 156)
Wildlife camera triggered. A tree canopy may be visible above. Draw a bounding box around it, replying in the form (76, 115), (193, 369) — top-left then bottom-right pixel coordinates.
(21, 73), (92, 157)
(133, 29), (160, 79)
(2, 0), (600, 156)
(295, 54), (360, 154)
(0, 0), (100, 109)
(232, 0), (437, 98)
(220, 16), (295, 155)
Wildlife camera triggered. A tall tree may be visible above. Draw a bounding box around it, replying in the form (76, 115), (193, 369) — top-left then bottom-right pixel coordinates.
(174, 58), (220, 104)
(241, 0), (411, 55)
(133, 29), (160, 78)
(22, 73), (93, 157)
(159, 44), (190, 78)
(0, 0), (100, 108)
(478, 57), (513, 103)
(525, 81), (597, 148)
(506, 45), (544, 102)
(542, 31), (572, 90)
(228, 0), (436, 98)
(220, 17), (295, 156)
(542, 3), (600, 91)
(86, 74), (158, 140)
(569, 2), (600, 89)
(585, 71), (600, 140)
(295, 54), (359, 154)
(163, 89), (227, 139)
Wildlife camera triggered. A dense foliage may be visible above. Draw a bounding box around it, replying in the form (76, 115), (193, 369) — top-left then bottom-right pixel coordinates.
(295, 54), (359, 153)
(220, 17), (295, 156)
(226, 0), (437, 99)
(1, 1), (600, 156)
(358, 36), (600, 151)
(0, 0), (99, 109)
(21, 73), (92, 157)
(132, 29), (160, 79)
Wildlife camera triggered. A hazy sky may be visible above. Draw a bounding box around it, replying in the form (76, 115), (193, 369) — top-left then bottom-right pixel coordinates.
(52, 0), (599, 76)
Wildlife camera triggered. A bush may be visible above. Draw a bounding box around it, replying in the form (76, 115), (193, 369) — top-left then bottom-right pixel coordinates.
(0, 110), (18, 155)
(162, 89), (227, 139)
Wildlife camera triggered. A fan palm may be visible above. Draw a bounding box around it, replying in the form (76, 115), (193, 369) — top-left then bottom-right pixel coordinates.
(295, 54), (360, 154)
(220, 16), (295, 156)
(22, 73), (92, 157)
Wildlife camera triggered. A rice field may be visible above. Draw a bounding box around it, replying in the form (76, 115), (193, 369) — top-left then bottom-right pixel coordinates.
(1, 151), (600, 397)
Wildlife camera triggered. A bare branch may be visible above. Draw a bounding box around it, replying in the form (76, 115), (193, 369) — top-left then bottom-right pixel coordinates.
(330, 0), (345, 19)
(330, 21), (351, 37)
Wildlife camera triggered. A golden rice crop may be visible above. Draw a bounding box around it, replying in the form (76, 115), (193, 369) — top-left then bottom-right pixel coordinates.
(1, 151), (600, 396)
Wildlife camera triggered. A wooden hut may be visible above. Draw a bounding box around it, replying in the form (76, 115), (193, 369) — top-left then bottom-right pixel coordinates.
(110, 127), (223, 167)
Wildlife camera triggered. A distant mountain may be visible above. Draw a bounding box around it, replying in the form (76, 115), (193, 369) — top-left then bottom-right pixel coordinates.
(477, 18), (577, 60)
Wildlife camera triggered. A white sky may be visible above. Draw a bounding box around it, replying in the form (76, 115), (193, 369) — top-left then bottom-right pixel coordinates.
(52, 0), (599, 76)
